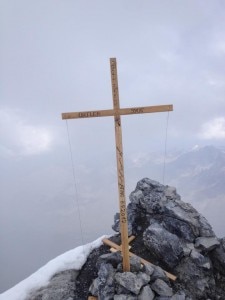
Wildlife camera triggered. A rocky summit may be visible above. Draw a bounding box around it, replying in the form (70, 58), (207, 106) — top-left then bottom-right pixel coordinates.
(27, 178), (225, 300)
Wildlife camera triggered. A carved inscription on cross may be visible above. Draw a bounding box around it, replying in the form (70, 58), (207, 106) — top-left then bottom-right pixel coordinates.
(62, 58), (173, 272)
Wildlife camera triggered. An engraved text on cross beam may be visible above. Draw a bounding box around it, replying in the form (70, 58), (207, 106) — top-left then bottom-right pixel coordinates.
(61, 105), (173, 120)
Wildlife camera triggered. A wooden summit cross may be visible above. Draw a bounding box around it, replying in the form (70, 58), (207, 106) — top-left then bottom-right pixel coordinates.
(62, 58), (173, 272)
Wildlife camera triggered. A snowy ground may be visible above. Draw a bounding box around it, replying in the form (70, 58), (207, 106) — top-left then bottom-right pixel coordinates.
(0, 236), (106, 300)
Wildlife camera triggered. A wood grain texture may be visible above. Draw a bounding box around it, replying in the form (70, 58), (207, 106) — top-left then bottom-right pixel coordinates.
(110, 57), (130, 272)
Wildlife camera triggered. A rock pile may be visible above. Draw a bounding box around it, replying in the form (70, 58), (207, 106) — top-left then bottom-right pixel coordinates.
(89, 251), (182, 299)
(27, 178), (225, 300)
(110, 178), (225, 299)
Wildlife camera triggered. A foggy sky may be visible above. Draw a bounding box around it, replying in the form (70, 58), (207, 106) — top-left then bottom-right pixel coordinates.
(1, 0), (225, 292)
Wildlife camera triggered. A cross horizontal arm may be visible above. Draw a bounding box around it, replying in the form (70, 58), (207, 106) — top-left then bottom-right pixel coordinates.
(61, 104), (173, 120)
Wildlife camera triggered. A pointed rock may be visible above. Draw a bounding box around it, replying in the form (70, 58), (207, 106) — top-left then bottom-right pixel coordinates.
(195, 237), (220, 251)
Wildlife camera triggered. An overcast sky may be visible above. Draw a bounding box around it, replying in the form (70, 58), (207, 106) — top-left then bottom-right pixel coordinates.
(1, 0), (225, 292)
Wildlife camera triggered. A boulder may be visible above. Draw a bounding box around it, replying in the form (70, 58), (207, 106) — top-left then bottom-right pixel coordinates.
(151, 279), (173, 297)
(138, 285), (155, 300)
(190, 249), (211, 269)
(128, 178), (216, 239)
(97, 263), (116, 299)
(114, 272), (150, 295)
(143, 223), (184, 269)
(96, 251), (122, 269)
(150, 266), (168, 283)
(162, 216), (195, 242)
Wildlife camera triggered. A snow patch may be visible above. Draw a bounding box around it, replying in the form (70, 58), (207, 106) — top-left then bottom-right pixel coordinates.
(0, 236), (107, 300)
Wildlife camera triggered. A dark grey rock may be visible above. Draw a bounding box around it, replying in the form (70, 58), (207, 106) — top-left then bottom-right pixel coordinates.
(151, 266), (169, 283)
(164, 186), (178, 200)
(129, 189), (144, 205)
(163, 201), (199, 237)
(98, 263), (116, 300)
(222, 237), (225, 249)
(162, 216), (195, 242)
(140, 192), (165, 214)
(97, 252), (122, 269)
(151, 279), (173, 297)
(190, 249), (211, 269)
(112, 211), (133, 236)
(115, 272), (150, 295)
(138, 285), (155, 300)
(136, 178), (165, 196)
(130, 256), (142, 273)
(181, 242), (194, 256)
(115, 282), (133, 296)
(143, 223), (184, 269)
(117, 256), (142, 273)
(175, 257), (215, 298)
(198, 215), (216, 237)
(136, 272), (150, 285)
(163, 197), (214, 239)
(127, 203), (138, 235)
(89, 278), (99, 296)
(112, 212), (120, 233)
(210, 237), (225, 275)
(142, 263), (154, 276)
(195, 236), (220, 251)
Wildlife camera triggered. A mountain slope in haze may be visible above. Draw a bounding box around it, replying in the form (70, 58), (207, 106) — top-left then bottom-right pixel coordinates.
(166, 145), (225, 201)
(128, 145), (225, 201)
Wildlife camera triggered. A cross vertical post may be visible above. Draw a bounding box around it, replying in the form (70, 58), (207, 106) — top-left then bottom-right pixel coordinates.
(110, 58), (130, 271)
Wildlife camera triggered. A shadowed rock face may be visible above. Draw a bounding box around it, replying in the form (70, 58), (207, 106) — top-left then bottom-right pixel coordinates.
(27, 178), (225, 300)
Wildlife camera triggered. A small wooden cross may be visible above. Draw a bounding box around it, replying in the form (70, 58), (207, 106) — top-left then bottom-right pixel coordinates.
(62, 58), (173, 272)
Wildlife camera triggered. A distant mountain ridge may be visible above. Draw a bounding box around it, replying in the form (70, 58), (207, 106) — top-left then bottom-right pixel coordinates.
(166, 145), (225, 201)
